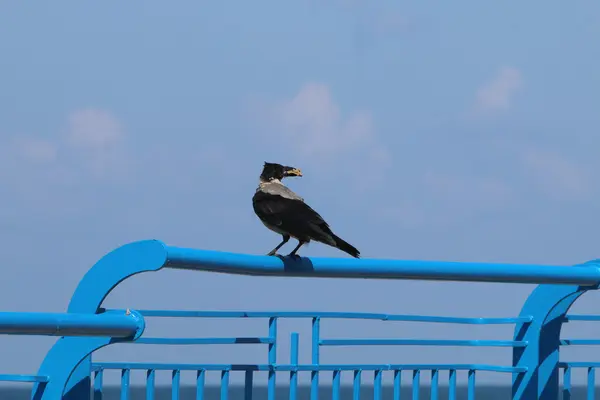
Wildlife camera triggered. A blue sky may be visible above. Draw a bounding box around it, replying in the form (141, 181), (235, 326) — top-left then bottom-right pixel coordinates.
(1, 0), (600, 387)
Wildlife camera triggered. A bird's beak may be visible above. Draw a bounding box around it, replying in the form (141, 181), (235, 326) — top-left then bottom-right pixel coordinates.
(285, 168), (303, 177)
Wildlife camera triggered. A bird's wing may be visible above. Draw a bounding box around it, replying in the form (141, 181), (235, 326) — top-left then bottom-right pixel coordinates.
(253, 190), (324, 225)
(253, 190), (336, 246)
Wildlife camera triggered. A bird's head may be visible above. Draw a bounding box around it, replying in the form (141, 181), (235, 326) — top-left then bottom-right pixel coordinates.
(260, 162), (303, 183)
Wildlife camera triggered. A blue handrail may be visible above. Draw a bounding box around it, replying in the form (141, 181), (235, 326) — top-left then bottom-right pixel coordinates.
(0, 311), (143, 338)
(164, 243), (600, 285)
(136, 309), (533, 323)
(92, 362), (527, 373)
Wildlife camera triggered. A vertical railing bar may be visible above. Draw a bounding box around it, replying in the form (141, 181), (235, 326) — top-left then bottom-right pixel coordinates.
(332, 370), (341, 400)
(588, 367), (595, 400)
(196, 369), (206, 400)
(120, 368), (130, 400)
(311, 317), (320, 400)
(563, 366), (571, 400)
(221, 370), (230, 400)
(353, 370), (361, 400)
(430, 369), (439, 400)
(449, 370), (457, 400)
(245, 370), (254, 400)
(374, 370), (382, 400)
(172, 369), (181, 400)
(468, 370), (475, 400)
(412, 370), (420, 400)
(146, 369), (155, 400)
(93, 369), (103, 400)
(268, 317), (277, 400)
(393, 370), (401, 400)
(290, 332), (299, 400)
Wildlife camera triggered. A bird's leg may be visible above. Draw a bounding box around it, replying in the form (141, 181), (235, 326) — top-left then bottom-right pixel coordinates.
(287, 240), (306, 257)
(267, 234), (290, 256)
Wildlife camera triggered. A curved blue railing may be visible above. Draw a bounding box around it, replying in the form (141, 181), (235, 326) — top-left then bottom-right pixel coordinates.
(0, 309), (144, 390)
(0, 239), (598, 399)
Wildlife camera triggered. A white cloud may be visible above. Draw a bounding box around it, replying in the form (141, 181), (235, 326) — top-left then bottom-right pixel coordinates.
(474, 66), (522, 113)
(12, 137), (58, 164)
(0, 108), (127, 184)
(276, 82), (374, 157)
(264, 82), (391, 189)
(67, 108), (123, 150)
(273, 83), (390, 160)
(521, 149), (589, 200)
(64, 108), (128, 179)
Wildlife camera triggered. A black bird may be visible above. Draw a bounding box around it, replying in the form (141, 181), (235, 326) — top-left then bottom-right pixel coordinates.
(252, 162), (360, 258)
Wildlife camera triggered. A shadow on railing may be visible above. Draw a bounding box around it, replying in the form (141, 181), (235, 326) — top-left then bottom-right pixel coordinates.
(0, 239), (599, 399)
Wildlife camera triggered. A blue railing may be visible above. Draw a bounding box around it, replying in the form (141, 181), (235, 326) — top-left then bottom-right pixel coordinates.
(1, 239), (600, 399)
(89, 310), (528, 400)
(0, 309), (143, 393)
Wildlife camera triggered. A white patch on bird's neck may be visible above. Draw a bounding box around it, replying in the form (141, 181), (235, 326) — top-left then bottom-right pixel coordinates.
(258, 177), (304, 201)
(259, 178), (283, 186)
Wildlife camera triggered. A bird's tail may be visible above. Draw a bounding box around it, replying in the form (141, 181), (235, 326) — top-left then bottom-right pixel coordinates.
(331, 234), (360, 258)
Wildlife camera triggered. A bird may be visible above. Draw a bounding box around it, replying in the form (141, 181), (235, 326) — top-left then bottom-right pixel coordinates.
(252, 162), (360, 258)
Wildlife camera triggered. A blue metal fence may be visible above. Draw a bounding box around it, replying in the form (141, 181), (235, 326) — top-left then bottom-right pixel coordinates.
(89, 310), (528, 400)
(1, 239), (600, 399)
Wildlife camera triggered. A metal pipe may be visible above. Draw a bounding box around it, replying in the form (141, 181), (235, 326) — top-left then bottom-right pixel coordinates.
(164, 246), (600, 286)
(0, 310), (142, 337)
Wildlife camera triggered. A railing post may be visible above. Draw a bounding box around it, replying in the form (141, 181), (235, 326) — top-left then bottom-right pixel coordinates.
(512, 282), (594, 399)
(268, 317), (277, 400)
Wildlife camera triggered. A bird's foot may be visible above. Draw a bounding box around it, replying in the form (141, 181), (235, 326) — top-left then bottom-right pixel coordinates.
(286, 253), (301, 259)
(267, 251), (278, 256)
